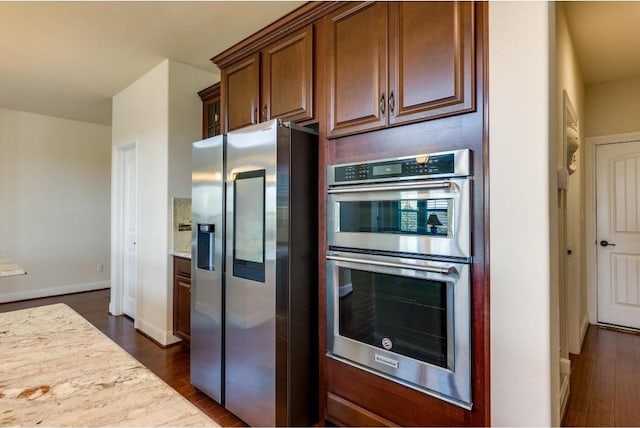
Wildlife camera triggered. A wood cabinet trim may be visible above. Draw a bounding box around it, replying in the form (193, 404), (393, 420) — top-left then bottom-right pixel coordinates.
(198, 82), (220, 102)
(177, 278), (191, 288)
(211, 2), (344, 69)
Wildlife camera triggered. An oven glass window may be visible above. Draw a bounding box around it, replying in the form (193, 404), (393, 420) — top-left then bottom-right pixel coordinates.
(337, 266), (448, 367)
(339, 199), (451, 236)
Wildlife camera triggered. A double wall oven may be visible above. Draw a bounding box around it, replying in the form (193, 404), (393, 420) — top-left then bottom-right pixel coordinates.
(326, 149), (473, 409)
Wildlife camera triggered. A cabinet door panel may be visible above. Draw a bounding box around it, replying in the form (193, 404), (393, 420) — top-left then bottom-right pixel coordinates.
(175, 276), (191, 343)
(262, 25), (313, 123)
(388, 2), (474, 126)
(223, 53), (260, 133)
(327, 2), (387, 138)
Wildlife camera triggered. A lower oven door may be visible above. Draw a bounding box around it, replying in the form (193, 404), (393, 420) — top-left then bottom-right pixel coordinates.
(326, 251), (472, 409)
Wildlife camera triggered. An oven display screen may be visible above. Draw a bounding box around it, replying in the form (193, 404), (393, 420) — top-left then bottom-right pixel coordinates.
(372, 164), (402, 176)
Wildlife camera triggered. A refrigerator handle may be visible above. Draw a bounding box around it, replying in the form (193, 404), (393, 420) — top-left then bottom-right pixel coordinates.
(196, 223), (216, 271)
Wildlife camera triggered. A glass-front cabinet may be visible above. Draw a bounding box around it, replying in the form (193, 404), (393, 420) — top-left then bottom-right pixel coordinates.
(198, 82), (221, 139)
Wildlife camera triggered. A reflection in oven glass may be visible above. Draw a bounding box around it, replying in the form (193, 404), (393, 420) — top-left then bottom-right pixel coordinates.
(339, 199), (450, 236)
(338, 267), (448, 368)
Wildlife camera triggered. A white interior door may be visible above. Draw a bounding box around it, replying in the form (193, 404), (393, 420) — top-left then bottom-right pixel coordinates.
(122, 146), (137, 318)
(596, 141), (640, 329)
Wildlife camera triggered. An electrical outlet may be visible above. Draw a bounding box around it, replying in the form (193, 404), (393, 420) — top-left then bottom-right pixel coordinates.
(97, 263), (104, 273)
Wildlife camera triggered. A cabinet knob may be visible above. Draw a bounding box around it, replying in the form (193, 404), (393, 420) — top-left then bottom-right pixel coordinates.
(380, 93), (386, 116)
(253, 108), (257, 124)
(263, 105), (268, 121)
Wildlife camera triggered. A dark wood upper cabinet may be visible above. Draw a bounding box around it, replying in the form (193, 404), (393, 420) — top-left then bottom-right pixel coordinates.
(261, 24), (314, 123)
(327, 1), (475, 138)
(218, 24), (315, 133)
(327, 2), (387, 138)
(222, 53), (260, 133)
(388, 2), (474, 126)
(198, 82), (221, 139)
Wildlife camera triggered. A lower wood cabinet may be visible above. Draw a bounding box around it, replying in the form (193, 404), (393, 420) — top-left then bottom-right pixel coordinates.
(326, 392), (395, 427)
(173, 256), (191, 346)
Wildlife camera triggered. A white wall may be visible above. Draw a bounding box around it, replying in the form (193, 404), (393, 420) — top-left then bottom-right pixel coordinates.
(489, 2), (558, 426)
(112, 60), (171, 343)
(111, 59), (216, 345)
(586, 74), (640, 138)
(0, 108), (111, 301)
(167, 61), (217, 330)
(556, 4), (588, 356)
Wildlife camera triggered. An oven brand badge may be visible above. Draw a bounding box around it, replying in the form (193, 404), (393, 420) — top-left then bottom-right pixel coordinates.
(381, 337), (393, 350)
(375, 353), (399, 369)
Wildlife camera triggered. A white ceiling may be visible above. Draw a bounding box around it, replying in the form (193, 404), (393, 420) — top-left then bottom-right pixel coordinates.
(1, 2), (637, 126)
(0, 1), (304, 125)
(563, 1), (640, 85)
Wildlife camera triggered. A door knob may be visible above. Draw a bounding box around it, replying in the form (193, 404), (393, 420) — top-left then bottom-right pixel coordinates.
(600, 240), (616, 247)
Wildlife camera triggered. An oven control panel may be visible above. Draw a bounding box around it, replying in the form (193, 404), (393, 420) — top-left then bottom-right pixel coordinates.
(330, 149), (470, 185)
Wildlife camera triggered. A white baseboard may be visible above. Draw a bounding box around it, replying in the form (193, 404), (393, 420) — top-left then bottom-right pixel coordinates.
(560, 371), (570, 420)
(579, 314), (589, 352)
(560, 357), (571, 375)
(560, 357), (571, 421)
(134, 317), (182, 347)
(0, 281), (110, 304)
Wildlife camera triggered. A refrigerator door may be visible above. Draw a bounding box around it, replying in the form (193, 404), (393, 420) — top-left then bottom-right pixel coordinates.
(191, 135), (224, 403)
(225, 120), (279, 427)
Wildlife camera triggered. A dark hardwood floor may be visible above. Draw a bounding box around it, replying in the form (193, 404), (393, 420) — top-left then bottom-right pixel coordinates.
(0, 289), (247, 427)
(563, 324), (640, 427)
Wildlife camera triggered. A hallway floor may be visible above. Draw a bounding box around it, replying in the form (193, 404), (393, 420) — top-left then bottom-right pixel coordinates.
(563, 324), (640, 426)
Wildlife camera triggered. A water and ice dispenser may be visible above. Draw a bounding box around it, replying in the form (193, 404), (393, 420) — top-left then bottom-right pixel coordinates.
(196, 224), (215, 271)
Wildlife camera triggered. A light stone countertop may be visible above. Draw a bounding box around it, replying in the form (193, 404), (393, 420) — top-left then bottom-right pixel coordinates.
(0, 303), (218, 427)
(171, 251), (191, 259)
(0, 255), (26, 277)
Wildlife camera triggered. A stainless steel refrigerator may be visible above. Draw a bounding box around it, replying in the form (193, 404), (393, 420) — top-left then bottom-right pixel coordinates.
(191, 119), (318, 427)
(191, 135), (225, 404)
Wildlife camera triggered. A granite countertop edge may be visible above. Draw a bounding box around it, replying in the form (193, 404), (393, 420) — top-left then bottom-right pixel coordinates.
(171, 251), (191, 259)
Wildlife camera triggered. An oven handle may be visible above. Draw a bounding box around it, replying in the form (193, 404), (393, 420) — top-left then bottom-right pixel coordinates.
(327, 181), (454, 194)
(327, 254), (457, 275)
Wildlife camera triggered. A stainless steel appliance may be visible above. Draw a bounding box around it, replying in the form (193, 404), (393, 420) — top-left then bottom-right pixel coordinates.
(326, 149), (473, 409)
(327, 149), (471, 260)
(191, 135), (225, 404)
(191, 119), (318, 427)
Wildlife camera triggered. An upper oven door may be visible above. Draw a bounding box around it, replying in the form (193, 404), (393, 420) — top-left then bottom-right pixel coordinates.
(327, 178), (471, 259)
